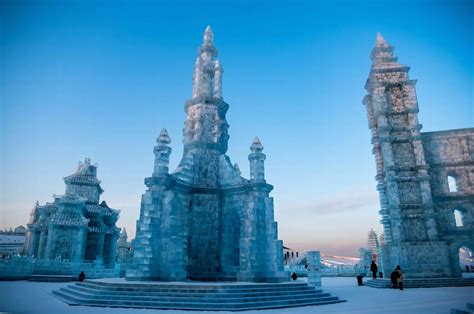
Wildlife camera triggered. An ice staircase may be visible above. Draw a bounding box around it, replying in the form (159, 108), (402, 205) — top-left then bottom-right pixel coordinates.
(450, 302), (474, 314)
(29, 274), (74, 282)
(365, 278), (474, 289)
(52, 280), (345, 311)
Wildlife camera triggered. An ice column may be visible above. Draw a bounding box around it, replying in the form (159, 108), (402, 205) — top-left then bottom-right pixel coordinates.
(307, 251), (322, 287)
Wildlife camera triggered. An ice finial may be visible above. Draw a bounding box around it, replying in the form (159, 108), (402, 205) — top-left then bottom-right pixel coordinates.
(375, 32), (389, 48)
(153, 128), (172, 176)
(76, 157), (97, 175)
(250, 137), (264, 153)
(203, 25), (214, 46)
(157, 128), (171, 145)
(121, 228), (128, 237)
(234, 163), (241, 175)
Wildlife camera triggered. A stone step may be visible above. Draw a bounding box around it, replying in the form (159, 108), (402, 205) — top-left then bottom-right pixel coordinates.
(77, 281), (314, 293)
(53, 281), (345, 311)
(84, 279), (309, 289)
(60, 287), (331, 303)
(365, 278), (474, 289)
(53, 290), (343, 311)
(29, 275), (74, 282)
(68, 284), (324, 298)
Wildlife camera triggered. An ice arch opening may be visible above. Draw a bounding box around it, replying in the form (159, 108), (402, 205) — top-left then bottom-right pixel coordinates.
(459, 246), (474, 275)
(454, 210), (464, 227)
(448, 175), (458, 192)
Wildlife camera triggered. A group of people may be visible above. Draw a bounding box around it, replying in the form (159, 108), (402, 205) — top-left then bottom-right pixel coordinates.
(370, 261), (404, 290)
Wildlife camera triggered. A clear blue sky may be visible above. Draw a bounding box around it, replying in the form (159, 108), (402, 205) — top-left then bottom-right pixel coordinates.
(1, 0), (472, 256)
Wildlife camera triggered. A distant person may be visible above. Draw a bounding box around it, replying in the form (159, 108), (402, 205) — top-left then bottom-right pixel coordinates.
(390, 269), (398, 289)
(395, 265), (403, 290)
(78, 271), (86, 282)
(370, 261), (378, 279)
(291, 272), (298, 281)
(466, 265), (470, 273)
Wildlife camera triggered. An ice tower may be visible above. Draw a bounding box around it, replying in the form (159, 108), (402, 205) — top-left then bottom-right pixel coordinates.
(126, 26), (287, 282)
(363, 33), (474, 278)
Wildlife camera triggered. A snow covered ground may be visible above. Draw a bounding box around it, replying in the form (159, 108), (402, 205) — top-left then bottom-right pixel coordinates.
(0, 277), (473, 314)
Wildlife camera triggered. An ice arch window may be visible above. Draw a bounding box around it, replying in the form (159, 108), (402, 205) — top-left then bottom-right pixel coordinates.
(448, 175), (458, 192)
(454, 210), (464, 227)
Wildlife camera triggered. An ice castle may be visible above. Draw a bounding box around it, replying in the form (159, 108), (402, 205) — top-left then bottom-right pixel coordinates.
(126, 26), (287, 282)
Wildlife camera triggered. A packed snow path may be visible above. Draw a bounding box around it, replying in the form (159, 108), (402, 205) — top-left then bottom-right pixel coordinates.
(1, 277), (473, 313)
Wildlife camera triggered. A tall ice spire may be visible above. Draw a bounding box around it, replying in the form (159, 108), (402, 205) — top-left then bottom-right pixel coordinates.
(192, 25), (223, 99)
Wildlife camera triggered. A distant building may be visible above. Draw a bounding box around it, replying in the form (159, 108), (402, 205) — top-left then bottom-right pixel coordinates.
(0, 225), (27, 236)
(116, 228), (132, 263)
(0, 226), (27, 257)
(25, 158), (121, 267)
(367, 229), (379, 254)
(0, 235), (25, 257)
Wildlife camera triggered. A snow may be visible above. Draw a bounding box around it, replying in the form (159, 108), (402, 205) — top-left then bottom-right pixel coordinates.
(0, 277), (473, 314)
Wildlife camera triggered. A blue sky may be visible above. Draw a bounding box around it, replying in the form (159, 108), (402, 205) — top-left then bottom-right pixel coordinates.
(1, 0), (472, 256)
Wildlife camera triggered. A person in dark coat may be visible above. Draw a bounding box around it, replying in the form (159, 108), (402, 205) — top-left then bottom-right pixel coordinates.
(291, 272), (298, 281)
(78, 271), (86, 282)
(390, 269), (398, 288)
(395, 265), (403, 290)
(370, 261), (378, 279)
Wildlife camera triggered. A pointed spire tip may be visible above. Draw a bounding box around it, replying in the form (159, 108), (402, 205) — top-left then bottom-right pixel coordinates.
(158, 128), (171, 144)
(203, 25), (214, 45)
(375, 32), (389, 48)
(250, 137), (264, 152)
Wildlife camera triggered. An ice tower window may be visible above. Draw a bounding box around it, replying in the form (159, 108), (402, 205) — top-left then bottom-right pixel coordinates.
(448, 175), (458, 192)
(454, 210), (464, 227)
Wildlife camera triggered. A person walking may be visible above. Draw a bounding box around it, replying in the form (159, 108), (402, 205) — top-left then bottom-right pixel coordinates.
(370, 261), (378, 279)
(395, 265), (403, 290)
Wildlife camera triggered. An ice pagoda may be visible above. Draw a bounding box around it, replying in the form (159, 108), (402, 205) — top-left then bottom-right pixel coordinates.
(126, 26), (287, 282)
(25, 158), (121, 266)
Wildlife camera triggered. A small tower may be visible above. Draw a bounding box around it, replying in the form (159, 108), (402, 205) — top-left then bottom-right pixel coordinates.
(367, 229), (379, 254)
(249, 137), (266, 182)
(117, 228), (129, 263)
(153, 128), (172, 177)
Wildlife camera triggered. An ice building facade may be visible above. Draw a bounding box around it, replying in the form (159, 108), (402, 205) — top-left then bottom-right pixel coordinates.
(364, 33), (474, 278)
(25, 158), (121, 267)
(126, 26), (286, 282)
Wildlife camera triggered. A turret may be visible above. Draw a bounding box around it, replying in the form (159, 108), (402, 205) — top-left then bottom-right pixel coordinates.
(153, 128), (172, 177)
(249, 137), (266, 182)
